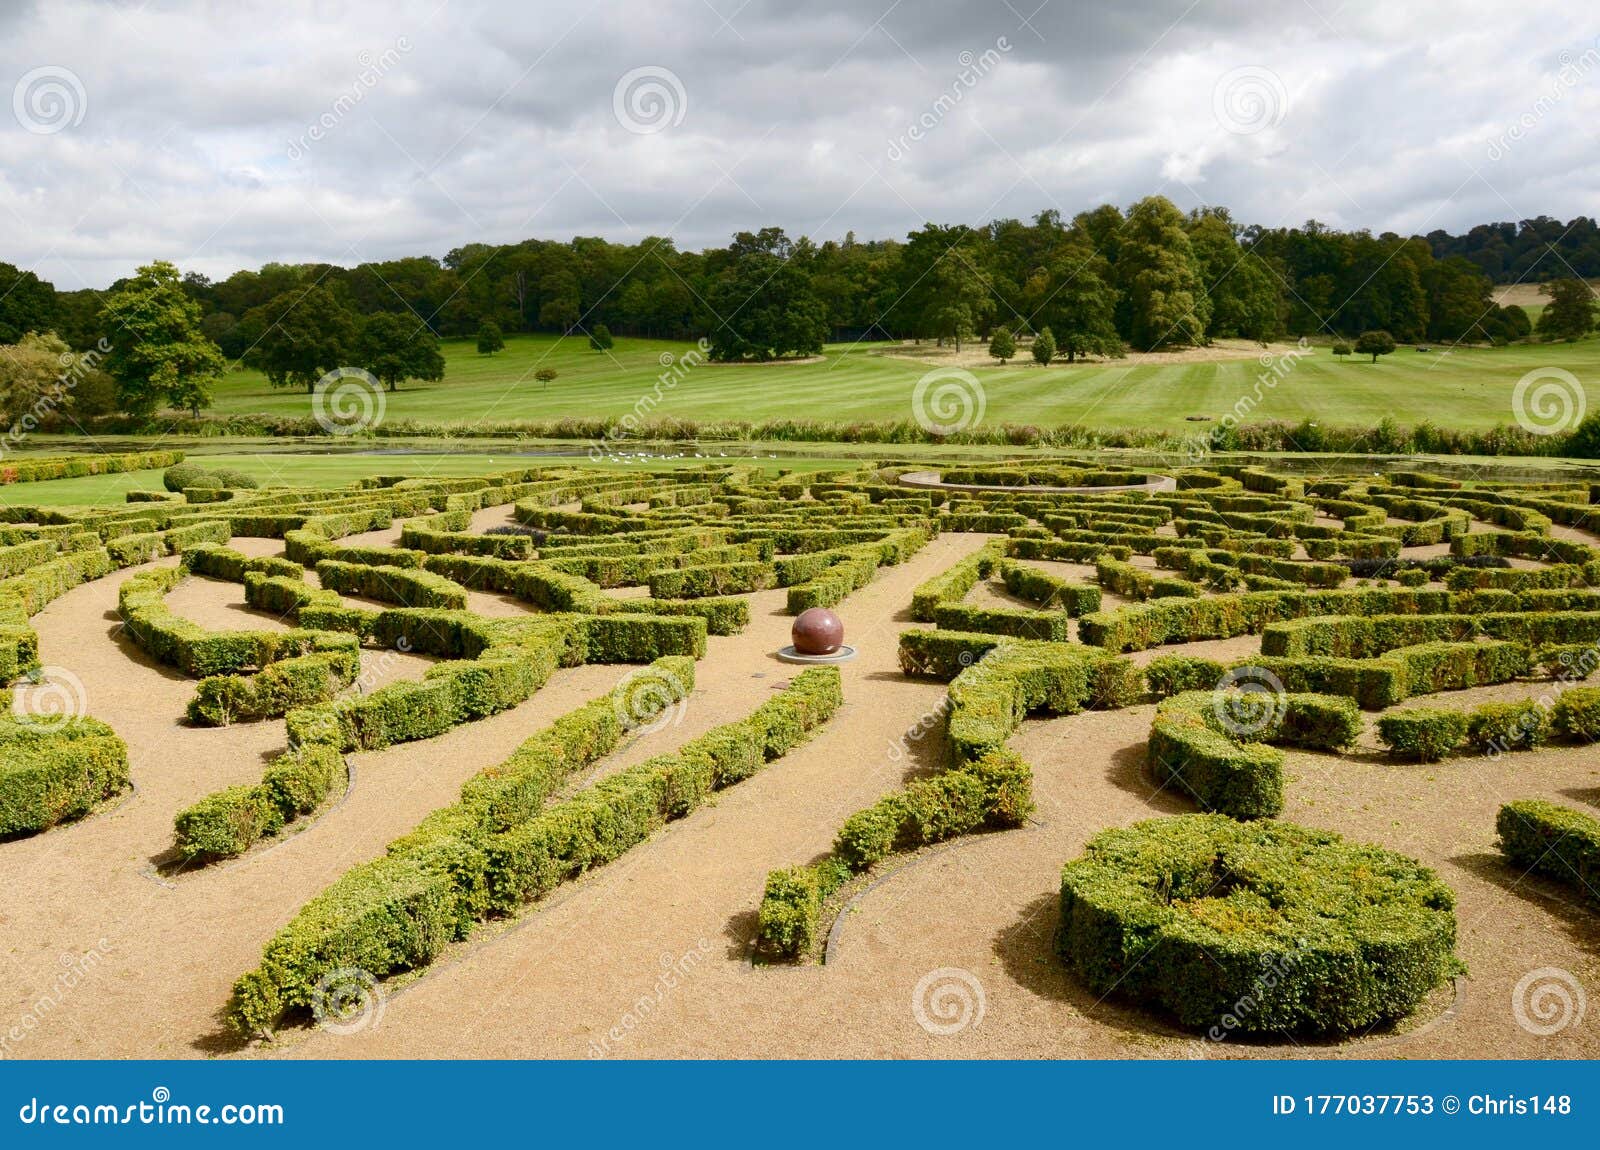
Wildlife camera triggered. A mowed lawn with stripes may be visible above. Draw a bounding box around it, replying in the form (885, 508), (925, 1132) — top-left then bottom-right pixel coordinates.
(205, 332), (1600, 433)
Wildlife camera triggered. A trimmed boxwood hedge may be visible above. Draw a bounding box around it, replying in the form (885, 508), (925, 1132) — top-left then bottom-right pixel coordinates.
(996, 558), (1101, 616)
(227, 664), (839, 1035)
(1376, 708), (1470, 762)
(909, 542), (1003, 621)
(0, 714), (130, 838)
(757, 748), (1034, 960)
(1148, 690), (1361, 819)
(1056, 814), (1459, 1034)
(315, 560), (469, 610)
(1496, 800), (1600, 901)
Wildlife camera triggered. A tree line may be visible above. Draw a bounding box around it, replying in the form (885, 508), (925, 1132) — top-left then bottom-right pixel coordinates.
(1, 198), (1597, 425)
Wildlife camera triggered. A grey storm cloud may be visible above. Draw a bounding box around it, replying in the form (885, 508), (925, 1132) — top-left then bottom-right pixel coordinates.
(1, 0), (1597, 288)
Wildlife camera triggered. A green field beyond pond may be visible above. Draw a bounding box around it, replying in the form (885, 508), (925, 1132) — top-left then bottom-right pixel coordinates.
(205, 332), (1600, 433)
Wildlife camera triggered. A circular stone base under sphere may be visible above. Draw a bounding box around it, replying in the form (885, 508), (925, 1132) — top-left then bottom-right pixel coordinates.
(791, 608), (844, 655)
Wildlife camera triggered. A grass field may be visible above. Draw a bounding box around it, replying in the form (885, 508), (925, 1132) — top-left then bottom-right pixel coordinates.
(0, 451), (855, 507)
(206, 332), (1600, 434)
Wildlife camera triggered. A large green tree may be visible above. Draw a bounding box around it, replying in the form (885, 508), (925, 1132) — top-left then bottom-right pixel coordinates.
(1187, 209), (1284, 341)
(0, 263), (57, 344)
(99, 261), (226, 416)
(1115, 196), (1212, 350)
(1036, 237), (1123, 363)
(356, 312), (445, 391)
(239, 286), (359, 391)
(705, 234), (828, 361)
(1536, 278), (1597, 341)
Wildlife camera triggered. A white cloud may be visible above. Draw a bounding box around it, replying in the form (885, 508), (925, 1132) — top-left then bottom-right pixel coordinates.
(0, 0), (1596, 287)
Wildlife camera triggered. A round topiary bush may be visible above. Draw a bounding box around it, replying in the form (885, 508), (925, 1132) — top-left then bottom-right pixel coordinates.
(163, 463), (221, 492)
(212, 468), (260, 489)
(1056, 814), (1458, 1035)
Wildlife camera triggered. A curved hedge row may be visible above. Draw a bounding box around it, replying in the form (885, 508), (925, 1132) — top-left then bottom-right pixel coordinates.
(228, 664), (841, 1036)
(0, 714), (130, 838)
(1148, 690), (1361, 818)
(1056, 815), (1459, 1034)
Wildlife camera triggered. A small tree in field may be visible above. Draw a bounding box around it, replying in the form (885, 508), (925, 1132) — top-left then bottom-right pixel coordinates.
(1031, 326), (1056, 365)
(588, 324), (614, 351)
(477, 320), (505, 355)
(988, 329), (1016, 363)
(534, 367), (557, 387)
(1354, 330), (1395, 363)
(1332, 342), (1352, 359)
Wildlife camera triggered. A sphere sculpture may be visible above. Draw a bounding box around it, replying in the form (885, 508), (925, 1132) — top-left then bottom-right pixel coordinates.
(791, 608), (844, 656)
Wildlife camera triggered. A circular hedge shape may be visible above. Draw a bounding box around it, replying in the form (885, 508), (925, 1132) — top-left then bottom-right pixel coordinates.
(1056, 814), (1458, 1035)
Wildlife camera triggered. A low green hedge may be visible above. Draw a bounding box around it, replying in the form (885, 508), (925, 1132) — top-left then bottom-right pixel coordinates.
(187, 649), (361, 726)
(757, 748), (1033, 960)
(119, 568), (362, 679)
(1376, 708), (1470, 762)
(910, 543), (1003, 621)
(0, 715), (130, 838)
(315, 561), (469, 610)
(1250, 640), (1529, 710)
(932, 603), (1071, 642)
(1553, 686), (1600, 741)
(1143, 655), (1226, 699)
(646, 561), (774, 599)
(1496, 800), (1600, 901)
(227, 664), (839, 1036)
(1148, 690), (1361, 818)
(172, 744), (344, 859)
(1056, 814), (1459, 1034)
(995, 558), (1101, 616)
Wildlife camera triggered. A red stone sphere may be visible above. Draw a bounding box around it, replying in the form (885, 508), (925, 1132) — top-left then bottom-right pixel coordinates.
(791, 608), (844, 656)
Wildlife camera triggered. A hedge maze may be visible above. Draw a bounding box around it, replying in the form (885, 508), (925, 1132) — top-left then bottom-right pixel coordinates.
(3, 454), (1599, 1048)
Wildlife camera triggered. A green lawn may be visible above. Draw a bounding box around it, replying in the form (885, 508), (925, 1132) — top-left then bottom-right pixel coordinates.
(201, 332), (1600, 434)
(0, 451), (855, 508)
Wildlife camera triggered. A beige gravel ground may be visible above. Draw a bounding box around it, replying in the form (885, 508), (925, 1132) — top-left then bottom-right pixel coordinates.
(1, 518), (1596, 1061)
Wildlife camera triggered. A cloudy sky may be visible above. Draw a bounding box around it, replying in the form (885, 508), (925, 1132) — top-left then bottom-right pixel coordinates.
(2, 0), (1597, 289)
